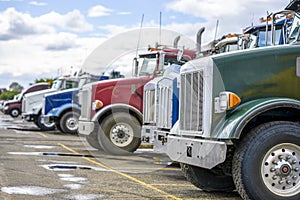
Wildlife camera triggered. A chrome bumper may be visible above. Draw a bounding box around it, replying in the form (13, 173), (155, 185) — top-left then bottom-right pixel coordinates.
(141, 125), (156, 143)
(78, 120), (95, 136)
(167, 135), (227, 169)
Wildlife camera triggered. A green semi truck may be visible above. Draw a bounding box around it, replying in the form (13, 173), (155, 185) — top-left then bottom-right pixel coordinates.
(167, 9), (300, 200)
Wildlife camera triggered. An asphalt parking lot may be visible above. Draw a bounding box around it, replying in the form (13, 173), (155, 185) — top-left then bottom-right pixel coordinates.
(0, 112), (241, 200)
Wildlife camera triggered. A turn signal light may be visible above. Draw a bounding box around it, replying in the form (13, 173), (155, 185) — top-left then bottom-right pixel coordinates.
(92, 100), (103, 110)
(229, 93), (241, 109)
(215, 91), (241, 113)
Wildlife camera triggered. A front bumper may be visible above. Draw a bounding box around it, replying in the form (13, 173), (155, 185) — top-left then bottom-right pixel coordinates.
(141, 125), (156, 143)
(22, 113), (37, 122)
(167, 135), (227, 169)
(78, 120), (95, 136)
(40, 115), (54, 125)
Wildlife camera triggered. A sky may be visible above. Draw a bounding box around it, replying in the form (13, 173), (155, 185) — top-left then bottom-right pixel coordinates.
(0, 0), (291, 89)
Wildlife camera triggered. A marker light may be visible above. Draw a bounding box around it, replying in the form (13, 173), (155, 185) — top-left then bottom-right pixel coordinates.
(215, 91), (241, 113)
(229, 92), (241, 109)
(92, 100), (103, 110)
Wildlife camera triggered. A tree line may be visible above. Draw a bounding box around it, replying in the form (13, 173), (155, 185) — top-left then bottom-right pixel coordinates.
(0, 78), (54, 100)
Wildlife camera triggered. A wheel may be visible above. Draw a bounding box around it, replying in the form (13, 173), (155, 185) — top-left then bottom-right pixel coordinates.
(55, 120), (64, 133)
(10, 108), (20, 118)
(60, 111), (80, 134)
(180, 163), (235, 192)
(233, 121), (300, 200)
(98, 112), (141, 155)
(86, 130), (102, 150)
(34, 114), (56, 131)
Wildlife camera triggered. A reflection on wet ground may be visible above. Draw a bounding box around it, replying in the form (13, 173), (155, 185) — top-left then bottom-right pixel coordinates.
(8, 151), (94, 158)
(1, 186), (66, 196)
(41, 164), (109, 171)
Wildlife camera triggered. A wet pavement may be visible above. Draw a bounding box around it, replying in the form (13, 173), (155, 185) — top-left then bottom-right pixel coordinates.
(0, 112), (242, 200)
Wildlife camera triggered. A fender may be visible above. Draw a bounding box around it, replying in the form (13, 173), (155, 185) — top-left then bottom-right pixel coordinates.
(91, 103), (143, 123)
(215, 97), (300, 139)
(46, 103), (81, 118)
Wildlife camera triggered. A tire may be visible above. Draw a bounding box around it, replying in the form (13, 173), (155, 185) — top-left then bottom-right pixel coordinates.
(60, 111), (80, 134)
(98, 112), (141, 155)
(34, 114), (56, 131)
(180, 163), (235, 192)
(10, 108), (20, 118)
(233, 121), (300, 200)
(86, 130), (102, 150)
(55, 120), (64, 133)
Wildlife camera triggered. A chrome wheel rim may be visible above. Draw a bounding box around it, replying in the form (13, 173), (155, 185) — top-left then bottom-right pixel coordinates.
(261, 143), (300, 197)
(66, 117), (78, 131)
(11, 109), (19, 117)
(109, 122), (134, 147)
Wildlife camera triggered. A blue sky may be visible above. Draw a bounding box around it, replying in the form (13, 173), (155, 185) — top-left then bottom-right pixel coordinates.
(0, 0), (290, 89)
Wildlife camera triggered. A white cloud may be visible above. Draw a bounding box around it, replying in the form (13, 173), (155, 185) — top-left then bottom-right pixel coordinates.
(88, 5), (113, 17)
(0, 8), (93, 41)
(166, 0), (290, 42)
(0, 7), (54, 40)
(38, 10), (93, 32)
(117, 11), (131, 15)
(29, 1), (47, 6)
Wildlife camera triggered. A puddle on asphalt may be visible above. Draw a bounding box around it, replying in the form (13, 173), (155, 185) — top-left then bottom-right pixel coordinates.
(14, 130), (38, 134)
(42, 164), (109, 171)
(60, 177), (88, 183)
(7, 151), (94, 158)
(24, 145), (56, 149)
(66, 194), (106, 200)
(1, 186), (66, 196)
(37, 159), (78, 164)
(63, 184), (83, 190)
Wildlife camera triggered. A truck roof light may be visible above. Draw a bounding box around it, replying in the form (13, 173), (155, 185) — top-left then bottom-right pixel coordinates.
(92, 100), (103, 110)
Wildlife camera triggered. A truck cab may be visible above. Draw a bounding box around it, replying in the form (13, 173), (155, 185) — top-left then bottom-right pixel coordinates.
(166, 9), (300, 200)
(41, 74), (109, 134)
(3, 82), (50, 118)
(22, 75), (79, 131)
(78, 40), (196, 155)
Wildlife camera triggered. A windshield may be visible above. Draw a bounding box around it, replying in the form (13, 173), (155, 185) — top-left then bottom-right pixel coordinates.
(138, 57), (157, 76)
(51, 80), (63, 90)
(257, 28), (282, 47)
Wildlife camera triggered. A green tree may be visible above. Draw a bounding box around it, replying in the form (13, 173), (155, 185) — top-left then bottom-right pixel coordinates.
(9, 82), (23, 92)
(32, 78), (55, 87)
(0, 90), (20, 100)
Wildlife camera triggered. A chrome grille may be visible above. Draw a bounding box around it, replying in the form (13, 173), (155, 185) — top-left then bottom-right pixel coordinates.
(143, 89), (155, 123)
(180, 70), (204, 132)
(157, 85), (172, 129)
(79, 89), (91, 120)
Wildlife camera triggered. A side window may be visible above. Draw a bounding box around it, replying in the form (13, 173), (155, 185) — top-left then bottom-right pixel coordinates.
(65, 81), (78, 89)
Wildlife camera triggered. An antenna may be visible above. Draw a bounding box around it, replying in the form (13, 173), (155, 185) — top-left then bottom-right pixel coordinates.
(135, 14), (144, 58)
(214, 19), (219, 40)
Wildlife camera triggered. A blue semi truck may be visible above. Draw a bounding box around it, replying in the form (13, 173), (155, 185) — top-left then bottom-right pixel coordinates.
(41, 74), (109, 134)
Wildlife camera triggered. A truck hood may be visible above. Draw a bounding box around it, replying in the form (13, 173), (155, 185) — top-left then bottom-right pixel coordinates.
(24, 88), (57, 99)
(90, 75), (152, 88)
(4, 99), (20, 105)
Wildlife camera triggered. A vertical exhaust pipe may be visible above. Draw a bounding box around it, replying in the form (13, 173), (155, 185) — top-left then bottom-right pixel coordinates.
(197, 27), (205, 56)
(173, 35), (181, 48)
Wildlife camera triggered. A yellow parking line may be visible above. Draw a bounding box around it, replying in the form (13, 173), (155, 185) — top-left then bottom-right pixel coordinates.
(150, 184), (194, 187)
(38, 132), (48, 138)
(58, 143), (182, 200)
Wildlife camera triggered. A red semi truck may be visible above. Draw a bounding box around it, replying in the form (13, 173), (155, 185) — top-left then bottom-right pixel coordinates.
(78, 36), (199, 155)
